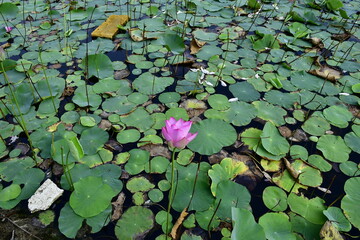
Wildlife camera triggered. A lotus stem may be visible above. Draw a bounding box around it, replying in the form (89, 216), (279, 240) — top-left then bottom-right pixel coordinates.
(1, 62), (36, 163)
(38, 48), (57, 113)
(166, 149), (177, 239)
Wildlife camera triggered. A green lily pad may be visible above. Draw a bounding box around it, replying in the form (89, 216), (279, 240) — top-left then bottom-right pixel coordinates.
(81, 53), (114, 79)
(79, 127), (109, 155)
(117, 129), (141, 144)
(215, 180), (251, 220)
(317, 135), (351, 163)
(262, 186), (288, 212)
(341, 177), (360, 230)
(115, 206), (154, 239)
(133, 72), (174, 95)
(0, 184), (21, 202)
(158, 92), (181, 104)
(58, 203), (84, 238)
(69, 176), (116, 218)
(289, 22), (310, 39)
(188, 119), (237, 155)
(193, 29), (218, 41)
(302, 116), (331, 136)
(259, 213), (296, 240)
(102, 96), (136, 114)
(224, 101), (257, 126)
(208, 158), (248, 196)
(339, 161), (360, 177)
(252, 101), (287, 126)
(126, 176), (155, 193)
(323, 105), (353, 128)
(323, 207), (352, 232)
(125, 149), (150, 175)
(229, 81), (260, 102)
(253, 34), (280, 51)
(344, 132), (360, 154)
(261, 122), (290, 156)
(288, 193), (327, 225)
(170, 163), (214, 212)
(207, 94), (230, 111)
(292, 160), (322, 187)
(120, 108), (155, 132)
(231, 208), (265, 240)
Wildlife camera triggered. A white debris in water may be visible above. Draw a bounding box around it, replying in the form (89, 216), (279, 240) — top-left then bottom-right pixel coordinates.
(220, 80), (227, 87)
(28, 179), (64, 213)
(228, 98), (238, 102)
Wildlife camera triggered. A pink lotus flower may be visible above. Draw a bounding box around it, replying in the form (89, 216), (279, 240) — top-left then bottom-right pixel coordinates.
(162, 117), (198, 149)
(5, 26), (12, 33)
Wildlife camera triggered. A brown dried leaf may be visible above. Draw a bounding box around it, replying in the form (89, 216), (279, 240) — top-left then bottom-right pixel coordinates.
(140, 144), (171, 159)
(170, 208), (189, 239)
(309, 65), (341, 82)
(190, 38), (205, 54)
(331, 32), (351, 42)
(283, 158), (299, 179)
(111, 193), (126, 221)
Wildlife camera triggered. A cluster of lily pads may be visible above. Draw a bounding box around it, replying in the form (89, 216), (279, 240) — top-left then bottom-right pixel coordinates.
(0, 0), (359, 239)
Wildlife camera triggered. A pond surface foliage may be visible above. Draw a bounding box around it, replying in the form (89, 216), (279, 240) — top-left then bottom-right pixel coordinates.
(0, 0), (360, 239)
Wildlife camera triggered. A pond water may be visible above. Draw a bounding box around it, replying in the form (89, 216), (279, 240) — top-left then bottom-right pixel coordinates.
(0, 0), (360, 239)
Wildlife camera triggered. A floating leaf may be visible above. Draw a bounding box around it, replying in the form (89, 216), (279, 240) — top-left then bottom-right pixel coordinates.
(261, 122), (290, 156)
(323, 105), (352, 128)
(215, 180), (251, 220)
(58, 203), (84, 238)
(253, 101), (286, 126)
(81, 53), (114, 79)
(262, 186), (288, 212)
(133, 72), (174, 95)
(317, 135), (351, 163)
(323, 207), (351, 232)
(259, 213), (296, 240)
(115, 206), (154, 239)
(79, 127), (109, 155)
(341, 177), (360, 230)
(231, 208), (265, 240)
(187, 119), (237, 155)
(224, 101), (257, 126)
(70, 176), (116, 218)
(302, 116), (330, 136)
(288, 193), (327, 224)
(126, 176), (155, 193)
(229, 81), (260, 102)
(208, 158), (248, 196)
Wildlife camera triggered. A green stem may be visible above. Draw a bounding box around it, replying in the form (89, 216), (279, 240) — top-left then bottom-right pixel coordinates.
(1, 62), (37, 163)
(38, 49), (57, 113)
(166, 149), (177, 239)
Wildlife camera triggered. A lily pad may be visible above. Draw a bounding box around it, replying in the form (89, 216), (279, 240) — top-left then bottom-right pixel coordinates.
(79, 127), (109, 155)
(187, 119), (237, 155)
(69, 176), (116, 218)
(259, 213), (296, 240)
(231, 208), (265, 240)
(115, 206), (154, 239)
(252, 101), (287, 126)
(261, 122), (290, 156)
(208, 158), (248, 196)
(288, 193), (327, 225)
(323, 105), (352, 128)
(341, 177), (360, 230)
(224, 101), (257, 126)
(262, 186), (288, 212)
(317, 135), (351, 163)
(229, 81), (260, 102)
